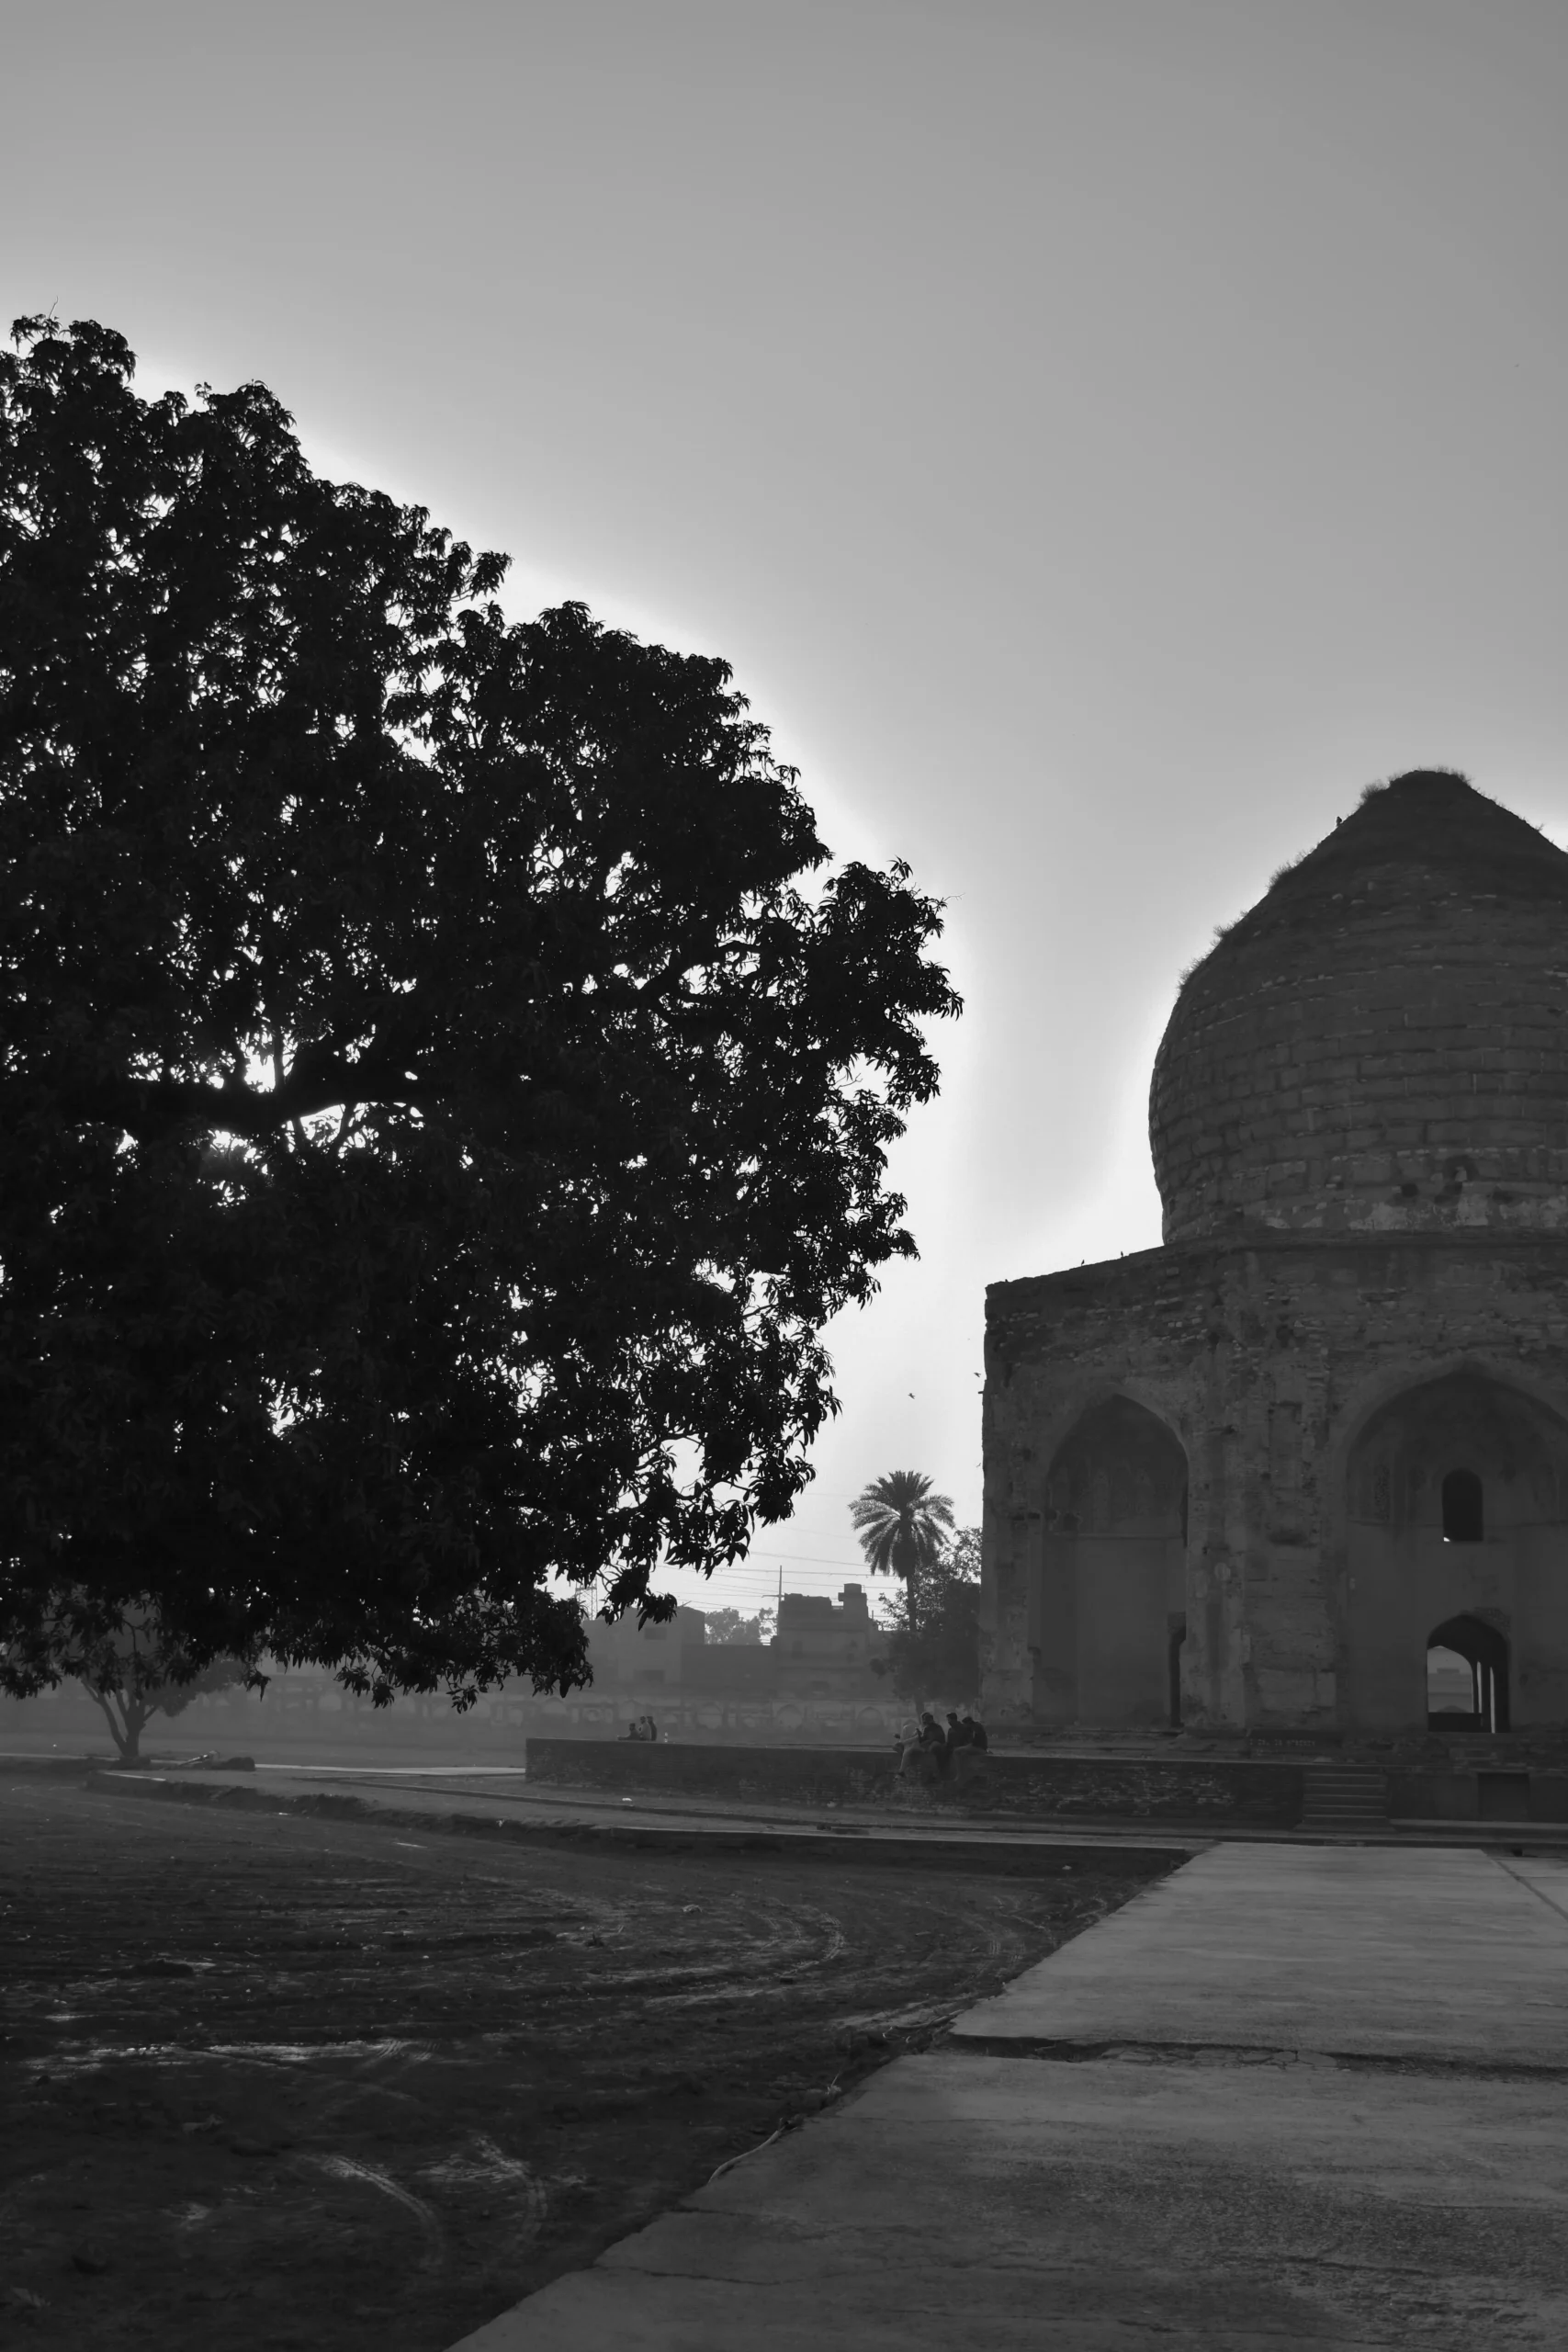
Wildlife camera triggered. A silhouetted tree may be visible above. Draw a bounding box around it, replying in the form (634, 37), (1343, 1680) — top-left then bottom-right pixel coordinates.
(702, 1607), (774, 1645)
(0, 316), (961, 1712)
(873, 1525), (980, 1707)
(73, 1610), (259, 1764)
(850, 1471), (954, 1634)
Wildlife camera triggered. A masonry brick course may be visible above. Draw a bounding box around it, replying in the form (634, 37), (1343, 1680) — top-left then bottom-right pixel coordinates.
(983, 773), (1568, 1736)
(1150, 774), (1568, 1240)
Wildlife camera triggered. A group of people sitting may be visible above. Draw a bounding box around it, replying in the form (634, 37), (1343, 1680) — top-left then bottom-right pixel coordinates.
(622, 1713), (660, 1742)
(895, 1706), (987, 1780)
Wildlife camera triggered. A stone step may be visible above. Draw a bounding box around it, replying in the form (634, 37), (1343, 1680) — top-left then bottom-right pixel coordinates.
(1300, 1769), (1389, 1828)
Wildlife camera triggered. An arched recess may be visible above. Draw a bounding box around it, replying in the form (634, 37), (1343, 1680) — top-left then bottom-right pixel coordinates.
(1034, 1396), (1188, 1726)
(1442, 1470), (1484, 1544)
(1427, 1614), (1510, 1733)
(1345, 1370), (1568, 1731)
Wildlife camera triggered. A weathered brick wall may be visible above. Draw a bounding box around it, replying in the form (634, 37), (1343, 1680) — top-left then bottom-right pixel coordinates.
(1386, 1770), (1568, 1823)
(952, 1754), (1303, 1825)
(525, 1736), (1304, 1823)
(1150, 774), (1568, 1242)
(982, 1233), (1568, 1732)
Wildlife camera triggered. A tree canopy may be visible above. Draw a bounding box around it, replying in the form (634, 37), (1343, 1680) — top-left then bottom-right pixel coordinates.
(849, 1469), (955, 1632)
(701, 1607), (774, 1647)
(0, 315), (961, 1709)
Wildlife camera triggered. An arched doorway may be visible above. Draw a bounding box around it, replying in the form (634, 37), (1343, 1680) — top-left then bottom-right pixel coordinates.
(1427, 1613), (1510, 1733)
(1035, 1396), (1188, 1726)
(1346, 1371), (1568, 1730)
(1441, 1469), (1484, 1543)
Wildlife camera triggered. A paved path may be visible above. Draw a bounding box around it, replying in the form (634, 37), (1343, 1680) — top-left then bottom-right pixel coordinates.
(451, 1844), (1568, 2350)
(954, 1842), (1568, 2065)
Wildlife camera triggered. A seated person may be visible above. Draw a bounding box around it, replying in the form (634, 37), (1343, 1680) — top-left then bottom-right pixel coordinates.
(898, 1712), (947, 1778)
(961, 1706), (988, 1751)
(933, 1710), (970, 1775)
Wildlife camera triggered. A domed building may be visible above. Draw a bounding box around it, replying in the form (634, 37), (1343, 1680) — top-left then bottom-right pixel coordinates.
(980, 770), (1568, 1738)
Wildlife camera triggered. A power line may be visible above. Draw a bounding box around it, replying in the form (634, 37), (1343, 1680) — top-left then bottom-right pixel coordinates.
(588, 1549), (873, 1579)
(656, 1563), (879, 1585)
(747, 1548), (869, 1569)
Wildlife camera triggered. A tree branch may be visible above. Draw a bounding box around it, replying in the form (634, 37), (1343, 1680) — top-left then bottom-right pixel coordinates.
(40, 1054), (410, 1142)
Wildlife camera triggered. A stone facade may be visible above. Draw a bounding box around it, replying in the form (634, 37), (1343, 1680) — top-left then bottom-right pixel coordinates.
(982, 773), (1568, 1736)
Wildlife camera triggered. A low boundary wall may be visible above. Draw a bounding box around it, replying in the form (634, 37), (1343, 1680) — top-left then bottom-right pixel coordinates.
(525, 1741), (1568, 1826)
(524, 1738), (1308, 1825)
(1389, 1770), (1568, 1824)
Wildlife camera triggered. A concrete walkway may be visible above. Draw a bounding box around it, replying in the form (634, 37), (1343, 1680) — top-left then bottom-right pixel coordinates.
(452, 1844), (1568, 2351)
(955, 1842), (1568, 2066)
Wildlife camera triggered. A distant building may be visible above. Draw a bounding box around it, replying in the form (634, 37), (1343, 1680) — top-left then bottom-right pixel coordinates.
(585, 1604), (708, 1690)
(773, 1583), (886, 1699)
(582, 1583), (889, 1703)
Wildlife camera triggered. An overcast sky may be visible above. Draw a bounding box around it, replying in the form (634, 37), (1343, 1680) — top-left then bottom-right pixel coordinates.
(8, 0), (1568, 1617)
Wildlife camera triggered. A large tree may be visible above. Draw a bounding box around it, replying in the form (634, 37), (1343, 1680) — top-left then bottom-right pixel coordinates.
(0, 315), (960, 1710)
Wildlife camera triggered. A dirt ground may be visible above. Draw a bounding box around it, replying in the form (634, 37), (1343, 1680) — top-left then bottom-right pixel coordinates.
(2, 1772), (1169, 2352)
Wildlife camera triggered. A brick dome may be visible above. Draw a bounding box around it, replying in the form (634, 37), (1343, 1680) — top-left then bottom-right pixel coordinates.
(1149, 770), (1568, 1242)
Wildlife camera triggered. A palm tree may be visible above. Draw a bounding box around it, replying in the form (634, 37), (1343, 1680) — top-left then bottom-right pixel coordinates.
(850, 1470), (955, 1635)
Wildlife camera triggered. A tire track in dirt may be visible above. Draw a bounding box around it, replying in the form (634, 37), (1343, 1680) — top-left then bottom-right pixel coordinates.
(2, 1773), (1169, 2352)
(305, 2155), (448, 2270)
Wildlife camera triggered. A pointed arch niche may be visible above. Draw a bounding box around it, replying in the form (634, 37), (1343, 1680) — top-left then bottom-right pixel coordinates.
(1033, 1396), (1188, 1726)
(1345, 1371), (1568, 1731)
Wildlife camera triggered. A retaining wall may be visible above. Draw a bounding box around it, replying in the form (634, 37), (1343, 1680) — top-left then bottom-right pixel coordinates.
(1387, 1770), (1568, 1824)
(524, 1738), (1308, 1825)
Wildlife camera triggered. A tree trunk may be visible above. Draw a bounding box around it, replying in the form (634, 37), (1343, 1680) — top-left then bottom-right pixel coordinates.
(79, 1680), (152, 1764)
(892, 1531), (918, 1637)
